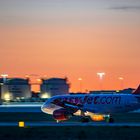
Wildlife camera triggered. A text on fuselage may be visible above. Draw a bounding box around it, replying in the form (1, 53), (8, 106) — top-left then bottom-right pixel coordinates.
(60, 96), (121, 105)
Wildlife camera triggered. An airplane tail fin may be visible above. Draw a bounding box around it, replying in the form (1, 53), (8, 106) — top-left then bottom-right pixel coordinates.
(133, 85), (140, 94)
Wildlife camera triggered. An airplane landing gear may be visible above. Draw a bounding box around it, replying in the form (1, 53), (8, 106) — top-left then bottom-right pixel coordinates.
(105, 115), (114, 123)
(108, 117), (114, 123)
(81, 117), (90, 123)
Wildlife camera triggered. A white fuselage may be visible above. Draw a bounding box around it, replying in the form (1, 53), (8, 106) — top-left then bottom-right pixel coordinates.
(41, 94), (140, 116)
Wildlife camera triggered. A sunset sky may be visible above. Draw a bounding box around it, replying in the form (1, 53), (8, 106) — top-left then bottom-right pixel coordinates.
(0, 0), (140, 92)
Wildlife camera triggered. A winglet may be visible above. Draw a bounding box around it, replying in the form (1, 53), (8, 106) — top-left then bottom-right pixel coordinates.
(133, 85), (140, 94)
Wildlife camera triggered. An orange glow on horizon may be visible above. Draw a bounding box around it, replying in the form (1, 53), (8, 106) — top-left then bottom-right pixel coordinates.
(0, 74), (139, 93)
(0, 1), (139, 92)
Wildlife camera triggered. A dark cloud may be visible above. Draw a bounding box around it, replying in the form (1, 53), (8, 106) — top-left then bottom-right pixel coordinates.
(109, 5), (140, 11)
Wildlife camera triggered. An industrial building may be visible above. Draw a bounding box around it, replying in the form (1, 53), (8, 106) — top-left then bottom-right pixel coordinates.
(40, 78), (70, 98)
(0, 78), (31, 101)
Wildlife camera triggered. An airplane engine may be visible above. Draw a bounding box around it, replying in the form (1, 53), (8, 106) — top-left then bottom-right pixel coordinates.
(90, 114), (104, 121)
(53, 109), (71, 121)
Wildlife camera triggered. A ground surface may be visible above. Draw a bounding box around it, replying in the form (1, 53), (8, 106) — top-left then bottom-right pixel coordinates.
(0, 112), (140, 140)
(0, 112), (140, 122)
(0, 126), (140, 140)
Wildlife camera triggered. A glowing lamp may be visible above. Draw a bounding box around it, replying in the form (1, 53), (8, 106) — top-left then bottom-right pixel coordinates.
(91, 114), (104, 121)
(41, 93), (51, 99)
(78, 78), (82, 81)
(97, 72), (105, 80)
(116, 90), (120, 93)
(4, 93), (11, 101)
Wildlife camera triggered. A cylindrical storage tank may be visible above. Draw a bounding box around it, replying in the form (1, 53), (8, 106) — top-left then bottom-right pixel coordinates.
(1, 78), (31, 100)
(40, 78), (69, 97)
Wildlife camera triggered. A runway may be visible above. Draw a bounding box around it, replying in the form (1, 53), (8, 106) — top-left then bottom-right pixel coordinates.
(0, 122), (140, 127)
(0, 104), (42, 112)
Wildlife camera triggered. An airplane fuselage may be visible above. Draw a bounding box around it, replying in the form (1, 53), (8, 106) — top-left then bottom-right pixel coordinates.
(42, 94), (140, 115)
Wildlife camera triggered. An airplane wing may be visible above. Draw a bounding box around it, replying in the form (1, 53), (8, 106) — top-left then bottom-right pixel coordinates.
(51, 98), (84, 112)
(51, 98), (97, 113)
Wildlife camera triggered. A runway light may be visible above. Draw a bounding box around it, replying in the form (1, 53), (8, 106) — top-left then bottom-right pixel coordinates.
(19, 121), (25, 128)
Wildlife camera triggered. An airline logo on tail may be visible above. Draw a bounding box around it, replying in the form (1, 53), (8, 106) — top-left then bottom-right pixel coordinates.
(53, 95), (121, 105)
(133, 85), (140, 94)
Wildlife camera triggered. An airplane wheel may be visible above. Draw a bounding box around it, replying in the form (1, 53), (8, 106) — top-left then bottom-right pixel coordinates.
(81, 117), (90, 123)
(108, 117), (114, 123)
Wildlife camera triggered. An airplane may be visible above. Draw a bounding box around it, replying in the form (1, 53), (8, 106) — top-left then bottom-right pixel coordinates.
(41, 85), (140, 123)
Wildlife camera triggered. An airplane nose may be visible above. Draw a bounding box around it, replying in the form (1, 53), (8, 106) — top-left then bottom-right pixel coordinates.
(41, 103), (54, 114)
(41, 103), (48, 112)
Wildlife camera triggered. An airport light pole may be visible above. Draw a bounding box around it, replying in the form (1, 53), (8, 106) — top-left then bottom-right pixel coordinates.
(78, 78), (83, 93)
(118, 77), (124, 90)
(97, 72), (105, 90)
(1, 74), (8, 83)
